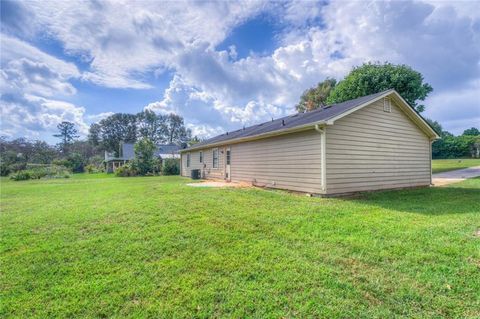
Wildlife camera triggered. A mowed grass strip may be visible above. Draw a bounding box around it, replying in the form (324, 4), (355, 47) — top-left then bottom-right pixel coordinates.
(1, 175), (479, 318)
(432, 158), (480, 174)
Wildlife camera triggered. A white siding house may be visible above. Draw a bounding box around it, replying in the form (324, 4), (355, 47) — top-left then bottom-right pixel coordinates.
(181, 90), (439, 195)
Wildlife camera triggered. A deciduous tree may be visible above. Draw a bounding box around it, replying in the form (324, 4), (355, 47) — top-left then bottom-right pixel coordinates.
(165, 114), (191, 145)
(97, 113), (137, 156)
(295, 78), (336, 112)
(327, 62), (433, 112)
(462, 127), (480, 136)
(136, 110), (167, 143)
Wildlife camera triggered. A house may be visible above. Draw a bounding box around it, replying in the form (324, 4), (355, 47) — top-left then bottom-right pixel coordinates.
(180, 89), (440, 195)
(105, 142), (181, 172)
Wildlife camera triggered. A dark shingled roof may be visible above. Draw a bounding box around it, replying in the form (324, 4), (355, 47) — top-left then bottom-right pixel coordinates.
(186, 90), (392, 150)
(155, 144), (181, 156)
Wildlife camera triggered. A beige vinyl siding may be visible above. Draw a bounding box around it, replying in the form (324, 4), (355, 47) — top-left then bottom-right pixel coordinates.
(230, 130), (323, 194)
(325, 99), (431, 194)
(181, 147), (225, 179)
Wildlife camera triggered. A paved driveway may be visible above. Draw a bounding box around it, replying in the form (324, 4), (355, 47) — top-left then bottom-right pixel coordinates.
(432, 166), (480, 186)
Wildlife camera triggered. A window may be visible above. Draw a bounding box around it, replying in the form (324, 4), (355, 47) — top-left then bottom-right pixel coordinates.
(226, 149), (231, 165)
(383, 97), (391, 113)
(199, 151), (203, 163)
(186, 153), (190, 167)
(212, 148), (219, 168)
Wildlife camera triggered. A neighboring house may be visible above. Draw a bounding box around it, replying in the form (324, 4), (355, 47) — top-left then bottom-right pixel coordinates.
(180, 89), (440, 195)
(105, 142), (181, 172)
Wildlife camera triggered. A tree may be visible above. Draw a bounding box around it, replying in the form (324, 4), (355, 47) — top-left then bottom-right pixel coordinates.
(165, 114), (192, 145)
(296, 78), (336, 112)
(469, 136), (480, 158)
(97, 113), (137, 156)
(136, 110), (167, 143)
(88, 123), (101, 146)
(66, 152), (85, 173)
(132, 138), (157, 175)
(53, 121), (79, 154)
(326, 62), (433, 112)
(462, 127), (480, 136)
(31, 141), (57, 164)
(189, 136), (201, 146)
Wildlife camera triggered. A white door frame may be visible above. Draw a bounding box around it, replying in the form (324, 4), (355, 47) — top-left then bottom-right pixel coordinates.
(225, 146), (231, 182)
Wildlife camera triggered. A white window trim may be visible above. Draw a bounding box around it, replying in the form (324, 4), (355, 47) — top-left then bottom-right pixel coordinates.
(212, 148), (219, 169)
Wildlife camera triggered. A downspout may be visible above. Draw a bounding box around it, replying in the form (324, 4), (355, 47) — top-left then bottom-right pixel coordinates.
(315, 124), (327, 193)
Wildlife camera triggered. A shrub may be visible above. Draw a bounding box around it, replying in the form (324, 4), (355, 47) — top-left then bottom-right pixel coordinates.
(10, 170), (34, 181)
(67, 153), (85, 173)
(133, 138), (157, 175)
(9, 165), (71, 181)
(162, 158), (180, 175)
(7, 162), (27, 173)
(85, 164), (97, 173)
(115, 163), (137, 177)
(0, 162), (10, 176)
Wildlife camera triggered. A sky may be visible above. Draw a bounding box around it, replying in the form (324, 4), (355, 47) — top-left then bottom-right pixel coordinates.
(1, 0), (479, 144)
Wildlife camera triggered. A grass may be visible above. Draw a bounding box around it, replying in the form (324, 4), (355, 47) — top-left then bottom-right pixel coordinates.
(432, 158), (480, 174)
(1, 175), (479, 318)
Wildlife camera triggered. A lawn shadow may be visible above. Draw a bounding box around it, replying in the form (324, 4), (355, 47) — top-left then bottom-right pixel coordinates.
(344, 183), (480, 216)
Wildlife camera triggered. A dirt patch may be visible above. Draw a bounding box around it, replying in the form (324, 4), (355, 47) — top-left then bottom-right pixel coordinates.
(187, 180), (251, 188)
(432, 178), (465, 187)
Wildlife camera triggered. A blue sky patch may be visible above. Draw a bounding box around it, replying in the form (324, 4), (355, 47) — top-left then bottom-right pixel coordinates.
(217, 13), (280, 60)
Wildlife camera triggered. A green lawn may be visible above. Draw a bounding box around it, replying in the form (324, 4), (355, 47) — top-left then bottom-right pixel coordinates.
(1, 175), (479, 318)
(432, 158), (480, 174)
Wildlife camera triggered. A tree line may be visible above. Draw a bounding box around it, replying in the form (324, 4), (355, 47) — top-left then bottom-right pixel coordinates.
(88, 110), (193, 157)
(1, 111), (194, 176)
(427, 123), (480, 159)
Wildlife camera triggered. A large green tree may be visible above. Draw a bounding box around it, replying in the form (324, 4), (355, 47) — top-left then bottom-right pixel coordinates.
(463, 127), (480, 136)
(165, 114), (192, 145)
(136, 110), (167, 143)
(326, 62), (433, 112)
(295, 78), (337, 112)
(96, 113), (137, 156)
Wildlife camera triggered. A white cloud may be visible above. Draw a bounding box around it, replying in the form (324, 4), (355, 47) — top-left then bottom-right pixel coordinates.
(424, 80), (480, 135)
(22, 0), (266, 89)
(1, 0), (478, 140)
(0, 94), (88, 140)
(2, 58), (76, 96)
(145, 0), (479, 137)
(0, 35), (89, 140)
(85, 112), (115, 123)
(1, 34), (80, 79)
